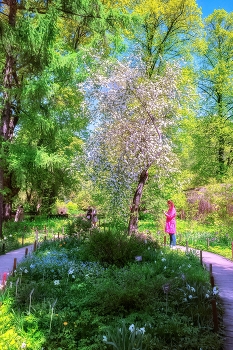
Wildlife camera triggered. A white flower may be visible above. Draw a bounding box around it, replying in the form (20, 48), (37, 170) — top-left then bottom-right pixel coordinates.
(190, 287), (195, 292)
(24, 269), (28, 274)
(54, 280), (60, 285)
(103, 335), (108, 342)
(188, 295), (193, 299)
(213, 286), (219, 295)
(129, 324), (135, 332)
(164, 266), (167, 270)
(68, 268), (74, 275)
(161, 258), (166, 262)
(188, 264), (191, 268)
(139, 327), (145, 334)
(205, 293), (209, 298)
(21, 343), (26, 349)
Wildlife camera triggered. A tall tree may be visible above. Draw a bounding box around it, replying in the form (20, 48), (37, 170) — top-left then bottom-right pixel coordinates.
(0, 1), (58, 236)
(123, 0), (202, 77)
(0, 0), (126, 238)
(192, 10), (233, 183)
(82, 58), (184, 233)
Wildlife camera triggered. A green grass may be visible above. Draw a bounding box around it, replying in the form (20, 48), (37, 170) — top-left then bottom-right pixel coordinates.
(137, 213), (233, 261)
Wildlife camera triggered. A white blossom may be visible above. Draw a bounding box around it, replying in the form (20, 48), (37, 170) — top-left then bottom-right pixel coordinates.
(129, 324), (135, 332)
(136, 327), (146, 335)
(80, 56), (185, 213)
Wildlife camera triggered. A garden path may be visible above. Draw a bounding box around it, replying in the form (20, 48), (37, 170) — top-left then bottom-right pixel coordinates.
(177, 246), (233, 350)
(0, 245), (233, 349)
(0, 245), (34, 277)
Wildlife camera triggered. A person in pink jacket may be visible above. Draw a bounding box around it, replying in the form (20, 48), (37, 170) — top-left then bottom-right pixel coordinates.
(164, 200), (176, 247)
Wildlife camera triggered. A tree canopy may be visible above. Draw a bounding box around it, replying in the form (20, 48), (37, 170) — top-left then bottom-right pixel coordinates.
(0, 0), (233, 236)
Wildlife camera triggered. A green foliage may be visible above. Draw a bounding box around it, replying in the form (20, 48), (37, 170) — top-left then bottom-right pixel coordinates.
(1, 216), (70, 254)
(103, 321), (149, 349)
(0, 234), (224, 350)
(65, 215), (92, 236)
(79, 229), (160, 267)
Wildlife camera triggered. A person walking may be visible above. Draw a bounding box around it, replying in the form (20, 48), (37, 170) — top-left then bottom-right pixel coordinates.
(164, 200), (176, 248)
(92, 207), (98, 227)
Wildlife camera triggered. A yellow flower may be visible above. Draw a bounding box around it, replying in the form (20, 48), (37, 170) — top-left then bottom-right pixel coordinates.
(63, 322), (68, 326)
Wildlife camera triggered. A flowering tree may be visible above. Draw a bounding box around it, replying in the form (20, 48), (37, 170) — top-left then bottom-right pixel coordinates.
(82, 58), (183, 234)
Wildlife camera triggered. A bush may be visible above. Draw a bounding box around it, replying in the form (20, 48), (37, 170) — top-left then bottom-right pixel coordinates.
(80, 230), (160, 267)
(65, 215), (92, 236)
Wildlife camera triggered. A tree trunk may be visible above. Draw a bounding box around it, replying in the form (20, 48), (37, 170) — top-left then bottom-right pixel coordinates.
(128, 169), (148, 235)
(0, 2), (18, 239)
(218, 134), (225, 177)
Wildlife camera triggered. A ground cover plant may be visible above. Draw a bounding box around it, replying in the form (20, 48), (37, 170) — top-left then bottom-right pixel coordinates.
(0, 221), (224, 350)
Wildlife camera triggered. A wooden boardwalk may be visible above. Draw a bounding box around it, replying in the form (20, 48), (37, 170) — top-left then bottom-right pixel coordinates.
(1, 245), (233, 349)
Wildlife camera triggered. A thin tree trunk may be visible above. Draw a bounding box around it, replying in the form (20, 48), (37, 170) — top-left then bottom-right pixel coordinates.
(218, 135), (225, 177)
(128, 169), (148, 235)
(0, 2), (18, 239)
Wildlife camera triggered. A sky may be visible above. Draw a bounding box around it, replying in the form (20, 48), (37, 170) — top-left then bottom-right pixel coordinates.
(197, 0), (233, 17)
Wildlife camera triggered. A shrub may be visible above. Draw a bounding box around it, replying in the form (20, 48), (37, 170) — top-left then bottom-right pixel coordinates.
(80, 230), (160, 267)
(65, 215), (92, 236)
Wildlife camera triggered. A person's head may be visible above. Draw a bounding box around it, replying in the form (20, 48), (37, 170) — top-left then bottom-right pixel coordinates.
(167, 200), (174, 208)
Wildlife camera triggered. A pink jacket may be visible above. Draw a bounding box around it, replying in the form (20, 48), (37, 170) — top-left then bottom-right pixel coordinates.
(165, 207), (176, 234)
